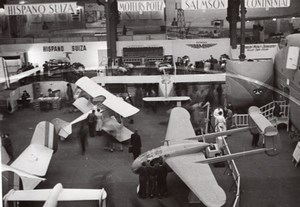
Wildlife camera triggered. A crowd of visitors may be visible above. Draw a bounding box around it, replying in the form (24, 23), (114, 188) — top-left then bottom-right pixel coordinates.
(137, 157), (168, 199)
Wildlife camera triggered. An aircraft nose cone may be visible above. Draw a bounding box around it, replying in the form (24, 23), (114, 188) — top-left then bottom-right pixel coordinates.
(131, 157), (142, 173)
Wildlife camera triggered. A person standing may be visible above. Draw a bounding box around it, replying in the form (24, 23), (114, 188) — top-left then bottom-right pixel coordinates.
(156, 160), (168, 198)
(147, 161), (157, 198)
(1, 134), (14, 160)
(66, 83), (74, 106)
(273, 103), (283, 118)
(21, 90), (30, 108)
(87, 110), (97, 137)
(130, 129), (142, 159)
(250, 127), (260, 147)
(215, 111), (226, 132)
(138, 162), (149, 199)
(225, 106), (233, 130)
(78, 123), (88, 155)
(95, 109), (103, 136)
(216, 84), (223, 106)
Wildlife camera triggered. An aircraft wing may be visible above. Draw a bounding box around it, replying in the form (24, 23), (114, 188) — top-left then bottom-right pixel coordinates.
(10, 144), (53, 176)
(73, 97), (94, 113)
(166, 153), (226, 207)
(102, 116), (133, 142)
(4, 188), (106, 202)
(165, 107), (196, 143)
(0, 67), (41, 84)
(143, 96), (191, 102)
(2, 164), (45, 190)
(76, 77), (139, 117)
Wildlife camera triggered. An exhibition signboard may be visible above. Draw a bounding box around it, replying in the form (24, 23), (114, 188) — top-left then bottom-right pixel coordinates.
(181, 0), (228, 10)
(245, 0), (290, 8)
(118, 1), (165, 12)
(4, 2), (77, 15)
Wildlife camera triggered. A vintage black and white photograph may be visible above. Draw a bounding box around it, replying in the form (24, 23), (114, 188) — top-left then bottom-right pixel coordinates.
(1, 0), (300, 207)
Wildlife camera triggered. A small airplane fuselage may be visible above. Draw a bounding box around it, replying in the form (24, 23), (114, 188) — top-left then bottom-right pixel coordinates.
(131, 142), (210, 173)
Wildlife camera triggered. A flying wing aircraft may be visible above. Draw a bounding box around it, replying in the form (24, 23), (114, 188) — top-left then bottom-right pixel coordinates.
(3, 183), (107, 207)
(52, 76), (139, 141)
(131, 107), (279, 207)
(2, 121), (57, 190)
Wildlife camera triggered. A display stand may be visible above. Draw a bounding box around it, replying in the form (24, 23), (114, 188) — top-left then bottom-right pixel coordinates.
(292, 142), (300, 167)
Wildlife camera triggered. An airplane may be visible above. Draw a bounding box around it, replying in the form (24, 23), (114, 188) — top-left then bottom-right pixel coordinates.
(53, 76), (140, 142)
(226, 33), (300, 133)
(2, 121), (57, 190)
(142, 66), (191, 107)
(3, 183), (107, 207)
(273, 33), (300, 132)
(131, 106), (280, 207)
(1, 121), (108, 207)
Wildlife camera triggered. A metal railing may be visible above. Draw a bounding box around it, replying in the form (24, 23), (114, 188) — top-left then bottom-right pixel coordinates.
(232, 113), (249, 128)
(222, 137), (241, 207)
(233, 100), (289, 129)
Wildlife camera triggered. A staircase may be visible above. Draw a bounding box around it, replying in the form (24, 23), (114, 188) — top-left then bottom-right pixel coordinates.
(232, 101), (289, 131)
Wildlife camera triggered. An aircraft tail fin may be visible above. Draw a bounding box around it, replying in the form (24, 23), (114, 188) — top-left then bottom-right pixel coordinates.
(248, 106), (281, 156)
(51, 118), (72, 139)
(198, 148), (272, 164)
(30, 121), (58, 152)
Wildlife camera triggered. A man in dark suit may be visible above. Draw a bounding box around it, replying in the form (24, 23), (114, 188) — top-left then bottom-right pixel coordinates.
(130, 129), (141, 159)
(87, 110), (97, 137)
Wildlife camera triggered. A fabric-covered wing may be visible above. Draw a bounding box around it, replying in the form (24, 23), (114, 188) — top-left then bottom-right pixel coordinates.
(5, 188), (106, 201)
(2, 67), (41, 84)
(30, 121), (55, 149)
(2, 164), (45, 190)
(76, 77), (139, 117)
(73, 97), (94, 113)
(165, 107), (196, 143)
(143, 96), (191, 102)
(102, 116), (133, 142)
(166, 153), (226, 207)
(11, 144), (53, 176)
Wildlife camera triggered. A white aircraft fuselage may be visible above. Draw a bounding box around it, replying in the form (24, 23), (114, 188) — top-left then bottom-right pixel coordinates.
(131, 142), (210, 173)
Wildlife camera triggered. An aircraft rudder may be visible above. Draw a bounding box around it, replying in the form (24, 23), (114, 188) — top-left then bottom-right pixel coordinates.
(31, 121), (58, 152)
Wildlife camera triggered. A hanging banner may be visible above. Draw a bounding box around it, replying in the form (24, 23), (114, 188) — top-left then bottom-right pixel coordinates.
(245, 0), (290, 8)
(4, 2), (77, 15)
(182, 0), (228, 10)
(118, 1), (165, 12)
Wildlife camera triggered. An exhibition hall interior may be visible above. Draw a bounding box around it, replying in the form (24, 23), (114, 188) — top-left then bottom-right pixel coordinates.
(1, 0), (300, 207)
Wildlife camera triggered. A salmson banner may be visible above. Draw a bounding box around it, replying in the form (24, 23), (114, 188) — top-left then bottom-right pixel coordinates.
(182, 0), (228, 10)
